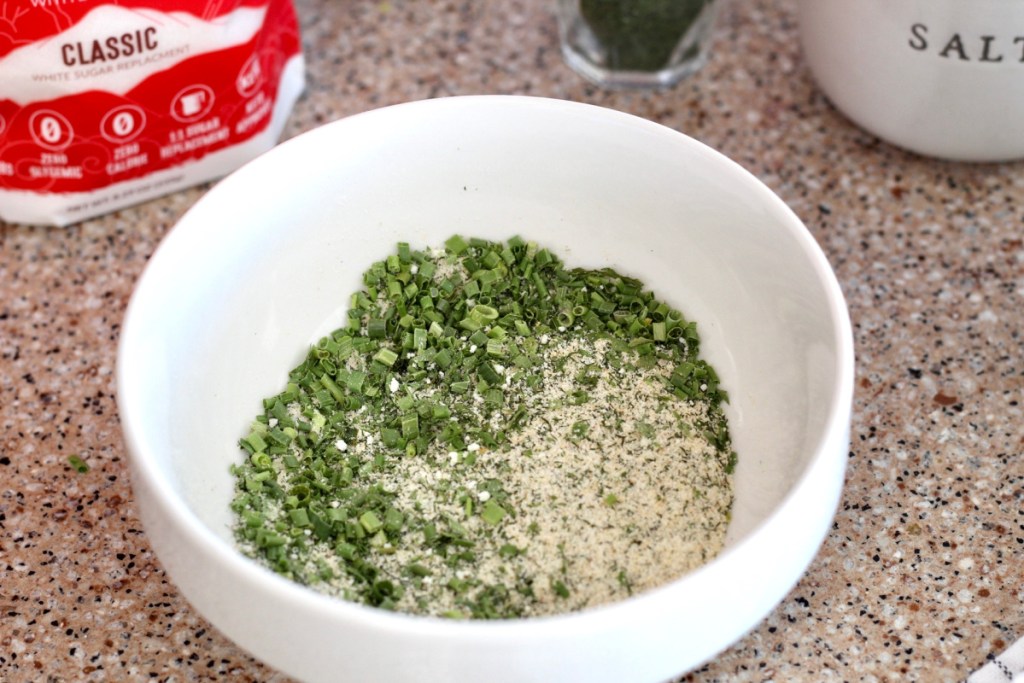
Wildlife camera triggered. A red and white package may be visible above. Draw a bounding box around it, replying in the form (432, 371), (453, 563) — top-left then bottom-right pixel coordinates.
(0, 0), (304, 226)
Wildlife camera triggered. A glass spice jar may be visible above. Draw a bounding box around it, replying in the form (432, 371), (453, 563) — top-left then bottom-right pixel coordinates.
(556, 0), (720, 89)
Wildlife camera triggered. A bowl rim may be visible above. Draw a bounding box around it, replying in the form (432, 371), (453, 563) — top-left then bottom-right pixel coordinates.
(117, 94), (855, 640)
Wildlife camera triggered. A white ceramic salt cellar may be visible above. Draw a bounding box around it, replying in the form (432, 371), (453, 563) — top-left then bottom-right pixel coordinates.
(798, 0), (1024, 162)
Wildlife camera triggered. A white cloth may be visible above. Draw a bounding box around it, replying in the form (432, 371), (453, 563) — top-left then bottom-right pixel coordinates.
(968, 637), (1024, 683)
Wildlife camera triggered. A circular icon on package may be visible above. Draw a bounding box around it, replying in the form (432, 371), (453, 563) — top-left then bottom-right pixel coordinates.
(236, 54), (264, 97)
(29, 110), (74, 150)
(100, 105), (146, 144)
(171, 85), (215, 123)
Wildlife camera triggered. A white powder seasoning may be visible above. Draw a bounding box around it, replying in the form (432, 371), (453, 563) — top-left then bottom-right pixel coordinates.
(494, 338), (731, 615)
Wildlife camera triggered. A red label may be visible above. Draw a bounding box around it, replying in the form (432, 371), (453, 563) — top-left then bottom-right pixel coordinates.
(0, 0), (301, 195)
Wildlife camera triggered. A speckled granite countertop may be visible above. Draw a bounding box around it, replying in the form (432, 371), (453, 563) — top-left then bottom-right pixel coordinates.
(2, 0), (1022, 681)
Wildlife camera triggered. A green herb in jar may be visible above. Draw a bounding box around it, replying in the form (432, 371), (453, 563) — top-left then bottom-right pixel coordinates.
(579, 0), (712, 72)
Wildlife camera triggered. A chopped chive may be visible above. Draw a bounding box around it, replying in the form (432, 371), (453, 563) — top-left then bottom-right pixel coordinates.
(289, 508), (311, 526)
(243, 431), (268, 453)
(359, 511), (384, 534)
(317, 374), (344, 404)
(478, 362), (502, 385)
(373, 348), (399, 367)
(480, 500), (506, 526)
(486, 339), (505, 357)
(402, 414), (419, 439)
(367, 319), (387, 339)
(445, 235), (469, 254)
(407, 563), (431, 577)
(346, 370), (367, 392)
(433, 348), (453, 369)
(570, 420), (589, 439)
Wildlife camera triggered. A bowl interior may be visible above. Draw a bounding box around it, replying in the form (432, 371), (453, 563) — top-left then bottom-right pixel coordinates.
(119, 96), (851, 680)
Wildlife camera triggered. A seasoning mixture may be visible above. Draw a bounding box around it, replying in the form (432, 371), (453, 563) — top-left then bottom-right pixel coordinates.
(230, 236), (736, 619)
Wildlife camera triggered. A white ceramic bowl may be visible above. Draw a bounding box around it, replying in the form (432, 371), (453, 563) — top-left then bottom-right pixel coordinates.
(118, 96), (854, 683)
(798, 0), (1024, 162)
